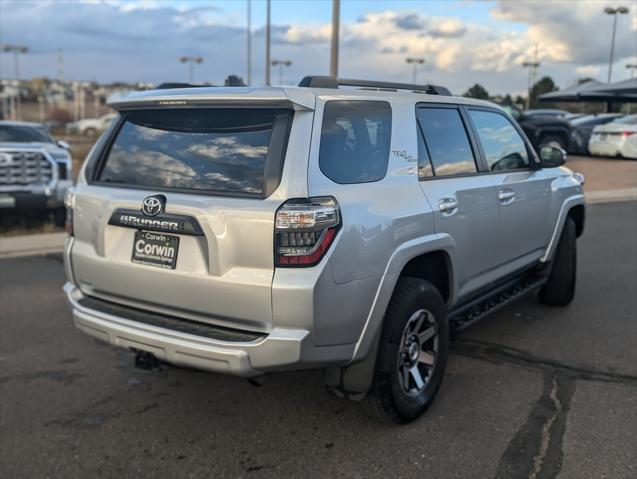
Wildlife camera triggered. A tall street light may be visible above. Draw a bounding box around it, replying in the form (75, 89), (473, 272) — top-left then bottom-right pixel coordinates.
(406, 57), (425, 84)
(330, 0), (340, 77)
(522, 60), (540, 110)
(246, 0), (252, 86)
(265, 0), (271, 86)
(271, 60), (292, 85)
(2, 44), (28, 120)
(604, 6), (629, 83)
(522, 43), (540, 110)
(180, 56), (203, 83)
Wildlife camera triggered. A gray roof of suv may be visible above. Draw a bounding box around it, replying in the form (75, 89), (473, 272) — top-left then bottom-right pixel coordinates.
(107, 85), (500, 113)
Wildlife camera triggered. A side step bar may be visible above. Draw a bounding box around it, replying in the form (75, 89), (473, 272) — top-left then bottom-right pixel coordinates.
(449, 274), (547, 336)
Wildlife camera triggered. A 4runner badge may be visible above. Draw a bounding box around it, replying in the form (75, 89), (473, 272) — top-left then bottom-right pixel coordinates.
(141, 195), (166, 217)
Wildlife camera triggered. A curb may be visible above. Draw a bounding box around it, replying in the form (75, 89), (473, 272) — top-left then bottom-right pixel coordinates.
(0, 232), (66, 258)
(585, 187), (637, 204)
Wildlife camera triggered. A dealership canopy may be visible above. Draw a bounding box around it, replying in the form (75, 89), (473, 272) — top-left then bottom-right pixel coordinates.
(539, 78), (637, 103)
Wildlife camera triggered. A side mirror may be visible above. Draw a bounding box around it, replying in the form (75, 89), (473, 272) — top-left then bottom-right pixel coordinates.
(57, 140), (71, 151)
(539, 145), (566, 168)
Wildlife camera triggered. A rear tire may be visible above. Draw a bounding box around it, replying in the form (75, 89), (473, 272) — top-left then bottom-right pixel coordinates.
(361, 278), (449, 424)
(540, 217), (576, 306)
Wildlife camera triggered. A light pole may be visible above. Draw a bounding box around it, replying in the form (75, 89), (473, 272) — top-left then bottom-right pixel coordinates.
(246, 0), (252, 86)
(2, 44), (28, 120)
(265, 0), (271, 86)
(406, 57), (425, 84)
(522, 61), (540, 109)
(180, 56), (203, 83)
(627, 63), (637, 113)
(330, 0), (340, 77)
(271, 60), (292, 85)
(604, 6), (629, 83)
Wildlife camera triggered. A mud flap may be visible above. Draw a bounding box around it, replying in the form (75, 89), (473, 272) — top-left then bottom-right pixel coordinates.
(324, 329), (381, 401)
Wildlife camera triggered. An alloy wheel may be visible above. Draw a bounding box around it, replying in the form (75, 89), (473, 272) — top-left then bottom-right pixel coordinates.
(396, 309), (438, 396)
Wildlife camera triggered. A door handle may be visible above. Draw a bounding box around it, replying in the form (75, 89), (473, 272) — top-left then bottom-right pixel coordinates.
(439, 197), (458, 214)
(498, 189), (515, 204)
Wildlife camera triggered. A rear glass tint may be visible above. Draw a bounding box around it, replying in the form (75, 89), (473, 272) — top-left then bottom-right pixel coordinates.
(98, 108), (289, 195)
(319, 101), (391, 184)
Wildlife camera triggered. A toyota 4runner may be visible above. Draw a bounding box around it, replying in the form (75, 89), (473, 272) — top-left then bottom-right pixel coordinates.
(63, 76), (585, 423)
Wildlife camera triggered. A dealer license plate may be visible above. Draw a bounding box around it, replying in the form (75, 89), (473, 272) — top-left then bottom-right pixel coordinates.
(131, 231), (179, 269)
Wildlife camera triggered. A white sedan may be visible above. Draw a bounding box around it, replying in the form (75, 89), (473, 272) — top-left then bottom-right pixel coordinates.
(65, 112), (117, 137)
(588, 114), (637, 159)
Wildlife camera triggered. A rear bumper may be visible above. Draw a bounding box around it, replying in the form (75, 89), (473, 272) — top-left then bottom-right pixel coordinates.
(64, 282), (314, 377)
(588, 140), (621, 157)
(0, 180), (72, 209)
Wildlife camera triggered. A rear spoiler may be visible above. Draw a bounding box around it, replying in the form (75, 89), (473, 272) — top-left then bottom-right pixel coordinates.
(107, 87), (315, 111)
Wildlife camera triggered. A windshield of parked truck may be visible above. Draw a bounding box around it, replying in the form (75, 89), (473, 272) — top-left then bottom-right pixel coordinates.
(0, 124), (54, 143)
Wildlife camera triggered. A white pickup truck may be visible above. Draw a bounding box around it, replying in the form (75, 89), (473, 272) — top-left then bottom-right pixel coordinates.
(0, 120), (73, 224)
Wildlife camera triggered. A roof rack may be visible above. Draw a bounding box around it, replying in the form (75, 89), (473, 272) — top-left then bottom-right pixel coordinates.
(156, 82), (211, 90)
(298, 76), (452, 96)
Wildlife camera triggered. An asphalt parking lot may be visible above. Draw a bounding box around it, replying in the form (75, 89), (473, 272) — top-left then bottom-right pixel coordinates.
(1, 201), (636, 479)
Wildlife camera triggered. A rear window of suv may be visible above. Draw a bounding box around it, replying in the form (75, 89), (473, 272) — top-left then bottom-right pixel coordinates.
(96, 108), (292, 196)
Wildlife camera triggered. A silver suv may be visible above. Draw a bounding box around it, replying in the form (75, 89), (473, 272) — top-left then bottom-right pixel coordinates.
(63, 77), (585, 423)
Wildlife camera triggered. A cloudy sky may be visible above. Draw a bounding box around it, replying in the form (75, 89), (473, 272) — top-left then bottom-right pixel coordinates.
(1, 0), (636, 95)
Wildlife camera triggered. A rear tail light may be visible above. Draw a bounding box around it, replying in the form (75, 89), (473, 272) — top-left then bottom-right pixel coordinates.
(622, 131), (635, 138)
(64, 187), (75, 236)
(275, 196), (341, 267)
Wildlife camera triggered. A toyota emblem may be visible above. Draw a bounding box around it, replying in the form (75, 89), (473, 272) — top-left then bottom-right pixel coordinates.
(141, 195), (166, 216)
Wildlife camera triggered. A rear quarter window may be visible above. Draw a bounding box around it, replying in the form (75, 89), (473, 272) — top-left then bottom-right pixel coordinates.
(318, 100), (391, 184)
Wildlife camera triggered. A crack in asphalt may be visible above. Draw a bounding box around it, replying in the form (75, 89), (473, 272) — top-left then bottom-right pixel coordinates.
(451, 339), (637, 386)
(494, 372), (575, 479)
(452, 339), (628, 479)
(529, 375), (561, 479)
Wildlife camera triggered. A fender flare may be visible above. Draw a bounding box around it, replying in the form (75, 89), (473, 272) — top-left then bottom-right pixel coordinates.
(541, 194), (585, 263)
(324, 233), (457, 397)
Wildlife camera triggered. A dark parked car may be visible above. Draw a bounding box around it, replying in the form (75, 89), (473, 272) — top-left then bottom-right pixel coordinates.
(568, 114), (623, 155)
(509, 109), (572, 151)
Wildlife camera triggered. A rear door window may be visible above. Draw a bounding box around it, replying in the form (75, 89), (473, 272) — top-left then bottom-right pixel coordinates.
(96, 108), (292, 196)
(319, 101), (391, 184)
(468, 110), (530, 171)
(416, 107), (477, 176)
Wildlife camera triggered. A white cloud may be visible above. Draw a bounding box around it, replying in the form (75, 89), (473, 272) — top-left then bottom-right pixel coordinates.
(575, 65), (602, 78)
(1, 1), (636, 95)
(491, 0), (636, 65)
